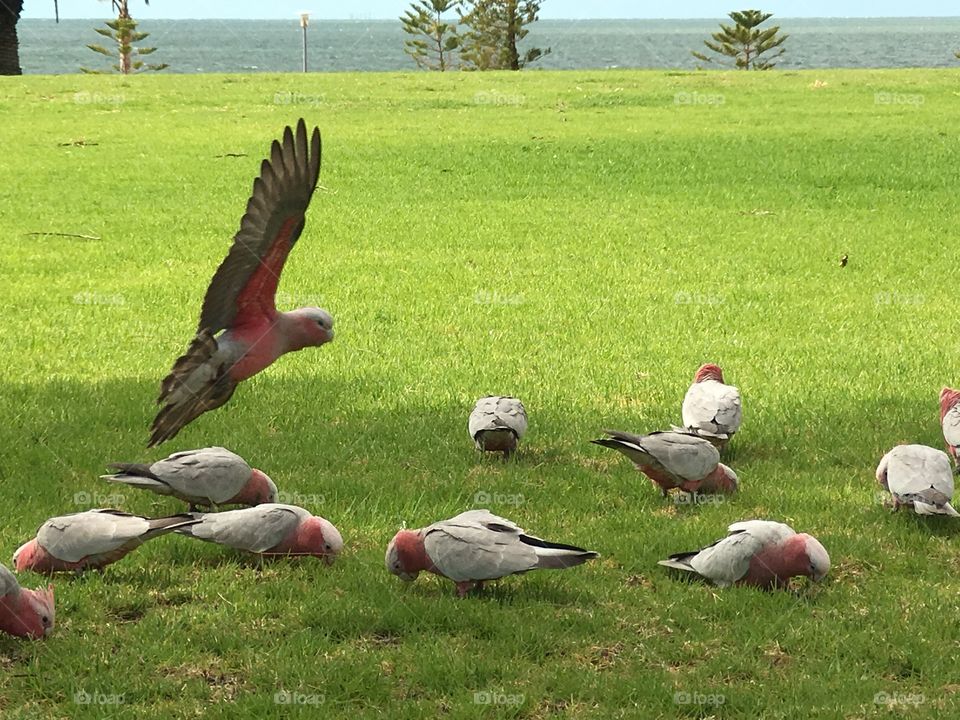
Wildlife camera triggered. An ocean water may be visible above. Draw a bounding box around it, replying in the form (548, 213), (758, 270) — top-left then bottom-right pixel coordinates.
(15, 17), (960, 75)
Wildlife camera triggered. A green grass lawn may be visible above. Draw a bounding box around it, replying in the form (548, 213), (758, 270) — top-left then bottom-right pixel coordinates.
(1, 66), (959, 718)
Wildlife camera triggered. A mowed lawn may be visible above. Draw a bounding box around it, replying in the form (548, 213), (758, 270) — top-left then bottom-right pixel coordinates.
(0, 66), (958, 718)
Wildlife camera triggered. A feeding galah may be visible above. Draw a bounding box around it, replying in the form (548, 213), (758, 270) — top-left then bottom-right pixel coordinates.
(176, 504), (343, 563)
(469, 396), (528, 457)
(591, 430), (738, 496)
(149, 119), (334, 447)
(658, 520), (830, 589)
(0, 563), (54, 640)
(101, 446), (277, 511)
(876, 444), (958, 516)
(676, 363), (742, 449)
(940, 387), (960, 467)
(385, 509), (598, 597)
(13, 509), (199, 574)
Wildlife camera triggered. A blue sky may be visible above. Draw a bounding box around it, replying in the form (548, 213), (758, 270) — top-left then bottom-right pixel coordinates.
(22, 1), (960, 20)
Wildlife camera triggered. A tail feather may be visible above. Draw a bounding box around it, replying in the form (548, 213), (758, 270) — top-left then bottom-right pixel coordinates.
(150, 331), (237, 447)
(106, 462), (159, 479)
(521, 534), (599, 569)
(657, 552), (698, 573)
(144, 513), (203, 540)
(101, 473), (170, 494)
(913, 500), (960, 517)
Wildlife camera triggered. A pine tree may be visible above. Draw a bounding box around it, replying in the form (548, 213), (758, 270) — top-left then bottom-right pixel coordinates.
(692, 10), (787, 70)
(458, 0), (549, 71)
(400, 0), (462, 71)
(82, 0), (167, 74)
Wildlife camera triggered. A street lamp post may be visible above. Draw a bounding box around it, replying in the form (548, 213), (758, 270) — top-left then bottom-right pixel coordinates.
(300, 12), (310, 72)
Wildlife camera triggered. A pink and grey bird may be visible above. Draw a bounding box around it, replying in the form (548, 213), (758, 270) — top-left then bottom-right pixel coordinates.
(940, 387), (960, 466)
(176, 504), (343, 563)
(150, 119), (333, 447)
(13, 509), (198, 574)
(658, 520), (830, 589)
(385, 509), (598, 597)
(677, 363), (742, 448)
(469, 396), (528, 457)
(101, 446), (277, 511)
(0, 563), (54, 640)
(876, 444), (958, 516)
(591, 430), (738, 496)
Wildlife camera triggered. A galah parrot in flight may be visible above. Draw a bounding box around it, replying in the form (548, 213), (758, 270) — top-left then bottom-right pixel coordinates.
(658, 520), (830, 589)
(0, 563), (54, 640)
(677, 363), (742, 449)
(940, 387), (960, 468)
(876, 444), (958, 516)
(385, 509), (598, 597)
(591, 430), (738, 496)
(149, 119), (334, 447)
(13, 509), (199, 574)
(176, 504), (343, 563)
(102, 446), (277, 511)
(468, 396), (528, 457)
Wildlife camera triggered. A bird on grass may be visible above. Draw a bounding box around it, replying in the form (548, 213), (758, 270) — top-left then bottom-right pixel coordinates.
(468, 396), (528, 458)
(150, 119), (334, 447)
(658, 520), (830, 589)
(386, 509), (598, 597)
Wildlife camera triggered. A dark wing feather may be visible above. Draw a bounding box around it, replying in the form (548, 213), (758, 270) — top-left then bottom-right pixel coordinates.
(197, 119), (322, 334)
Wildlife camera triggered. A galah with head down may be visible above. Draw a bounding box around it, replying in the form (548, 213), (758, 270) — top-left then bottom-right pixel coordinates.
(876, 444), (958, 516)
(940, 387), (960, 467)
(13, 509), (199, 574)
(591, 430), (738, 496)
(658, 520), (830, 589)
(176, 504), (343, 563)
(385, 509), (598, 597)
(469, 396), (528, 457)
(677, 363), (742, 449)
(0, 563), (54, 640)
(102, 446), (277, 511)
(150, 119), (334, 447)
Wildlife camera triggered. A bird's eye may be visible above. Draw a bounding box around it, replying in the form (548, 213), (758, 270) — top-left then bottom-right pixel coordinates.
(42, 616), (49, 624)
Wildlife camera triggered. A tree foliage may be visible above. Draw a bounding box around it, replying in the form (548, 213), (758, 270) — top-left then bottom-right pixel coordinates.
(692, 9), (787, 70)
(401, 0), (461, 71)
(458, 0), (549, 70)
(82, 0), (167, 74)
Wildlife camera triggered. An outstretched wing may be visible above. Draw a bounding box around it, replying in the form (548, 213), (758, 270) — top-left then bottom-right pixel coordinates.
(197, 119), (322, 334)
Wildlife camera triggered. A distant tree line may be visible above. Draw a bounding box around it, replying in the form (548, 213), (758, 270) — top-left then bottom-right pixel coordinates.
(401, 0), (549, 71)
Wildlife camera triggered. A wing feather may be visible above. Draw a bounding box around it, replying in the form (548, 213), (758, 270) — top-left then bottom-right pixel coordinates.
(197, 119), (322, 333)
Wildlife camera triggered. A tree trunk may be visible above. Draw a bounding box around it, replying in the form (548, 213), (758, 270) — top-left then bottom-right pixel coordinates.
(0, 0), (24, 76)
(504, 0), (520, 70)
